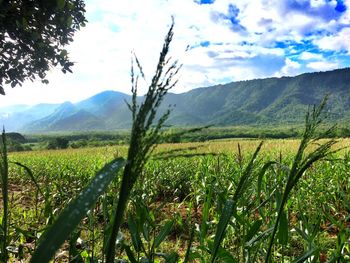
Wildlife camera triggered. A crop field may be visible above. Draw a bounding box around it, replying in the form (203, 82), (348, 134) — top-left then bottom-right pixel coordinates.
(1, 137), (350, 262)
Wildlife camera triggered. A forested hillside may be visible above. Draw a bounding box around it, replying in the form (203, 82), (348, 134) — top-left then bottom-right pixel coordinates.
(1, 68), (349, 132)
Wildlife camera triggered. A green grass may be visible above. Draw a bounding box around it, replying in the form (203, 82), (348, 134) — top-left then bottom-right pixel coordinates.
(1, 136), (348, 262)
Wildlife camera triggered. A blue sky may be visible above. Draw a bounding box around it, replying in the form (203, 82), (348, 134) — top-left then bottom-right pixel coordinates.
(1, 0), (350, 107)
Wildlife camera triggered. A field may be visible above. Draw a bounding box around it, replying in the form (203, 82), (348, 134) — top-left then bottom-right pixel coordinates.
(1, 137), (350, 262)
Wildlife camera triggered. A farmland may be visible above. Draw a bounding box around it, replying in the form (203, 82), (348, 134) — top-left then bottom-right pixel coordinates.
(2, 137), (350, 262)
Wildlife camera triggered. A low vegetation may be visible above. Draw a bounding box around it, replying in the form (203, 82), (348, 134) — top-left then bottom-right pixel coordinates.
(7, 123), (350, 153)
(1, 127), (350, 262)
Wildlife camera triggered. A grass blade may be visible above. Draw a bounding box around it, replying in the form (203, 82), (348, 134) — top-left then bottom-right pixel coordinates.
(128, 214), (142, 252)
(13, 161), (43, 196)
(277, 211), (288, 245)
(245, 220), (263, 244)
(165, 252), (179, 263)
(154, 220), (174, 248)
(245, 227), (274, 248)
(30, 158), (125, 263)
(124, 245), (138, 263)
(211, 199), (234, 262)
(293, 247), (318, 263)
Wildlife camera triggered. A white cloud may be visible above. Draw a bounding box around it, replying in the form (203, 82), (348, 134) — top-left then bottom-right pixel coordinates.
(314, 27), (350, 52)
(0, 0), (349, 107)
(277, 58), (302, 76)
(307, 61), (339, 71)
(299, 51), (324, 60)
(310, 0), (326, 8)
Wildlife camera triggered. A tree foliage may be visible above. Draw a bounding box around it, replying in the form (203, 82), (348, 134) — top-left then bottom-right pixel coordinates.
(47, 137), (69, 149)
(0, 0), (87, 95)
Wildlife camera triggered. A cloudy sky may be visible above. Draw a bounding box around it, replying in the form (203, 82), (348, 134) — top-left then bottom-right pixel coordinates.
(1, 0), (350, 107)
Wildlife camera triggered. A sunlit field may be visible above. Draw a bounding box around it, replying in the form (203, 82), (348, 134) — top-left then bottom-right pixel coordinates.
(2, 137), (349, 262)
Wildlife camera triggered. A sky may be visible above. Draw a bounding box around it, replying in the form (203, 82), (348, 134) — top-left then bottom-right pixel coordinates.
(1, 0), (350, 107)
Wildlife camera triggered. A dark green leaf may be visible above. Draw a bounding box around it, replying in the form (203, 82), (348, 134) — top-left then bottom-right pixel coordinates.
(142, 224), (150, 242)
(165, 252), (179, 263)
(294, 227), (309, 242)
(277, 211), (288, 245)
(293, 247), (318, 263)
(124, 245), (138, 263)
(154, 220), (174, 248)
(245, 227), (273, 247)
(245, 220), (262, 243)
(211, 199), (234, 262)
(128, 215), (142, 252)
(217, 248), (238, 263)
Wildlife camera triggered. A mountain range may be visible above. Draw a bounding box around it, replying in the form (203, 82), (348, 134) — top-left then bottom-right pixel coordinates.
(1, 68), (350, 133)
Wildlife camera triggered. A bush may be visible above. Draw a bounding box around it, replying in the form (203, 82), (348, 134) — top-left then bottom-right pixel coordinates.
(47, 137), (69, 150)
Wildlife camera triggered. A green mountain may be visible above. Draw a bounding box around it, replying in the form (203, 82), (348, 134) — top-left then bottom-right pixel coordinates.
(1, 68), (350, 132)
(76, 90), (133, 129)
(161, 68), (350, 126)
(26, 102), (106, 132)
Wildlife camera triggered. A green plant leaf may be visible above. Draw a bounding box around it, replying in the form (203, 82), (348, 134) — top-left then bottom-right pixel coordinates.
(211, 198), (234, 261)
(245, 220), (262, 243)
(200, 186), (212, 245)
(211, 142), (263, 262)
(245, 227), (273, 248)
(154, 220), (174, 248)
(124, 244), (138, 263)
(294, 227), (309, 242)
(165, 252), (179, 263)
(277, 211), (288, 245)
(293, 247), (318, 263)
(217, 249), (238, 263)
(189, 251), (203, 261)
(13, 162), (43, 196)
(30, 158), (125, 263)
(128, 214), (142, 252)
(142, 223), (150, 242)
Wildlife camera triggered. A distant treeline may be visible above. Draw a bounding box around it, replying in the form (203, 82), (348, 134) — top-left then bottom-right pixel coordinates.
(5, 125), (350, 152)
(161, 125), (350, 143)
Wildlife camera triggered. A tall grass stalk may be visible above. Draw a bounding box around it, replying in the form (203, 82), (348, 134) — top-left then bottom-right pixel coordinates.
(0, 129), (9, 262)
(265, 98), (338, 262)
(211, 141), (263, 262)
(105, 19), (180, 262)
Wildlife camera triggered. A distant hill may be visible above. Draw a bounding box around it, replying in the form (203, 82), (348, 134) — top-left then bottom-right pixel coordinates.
(25, 102), (106, 132)
(1, 68), (350, 132)
(0, 103), (59, 131)
(160, 68), (350, 126)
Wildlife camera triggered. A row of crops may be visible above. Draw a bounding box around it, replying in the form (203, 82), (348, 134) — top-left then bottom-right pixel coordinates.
(1, 137), (349, 262)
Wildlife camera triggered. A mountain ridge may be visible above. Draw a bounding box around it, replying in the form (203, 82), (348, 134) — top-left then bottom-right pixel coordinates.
(1, 68), (350, 132)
